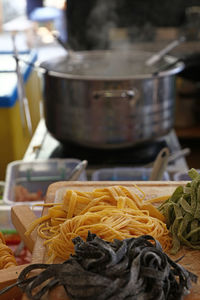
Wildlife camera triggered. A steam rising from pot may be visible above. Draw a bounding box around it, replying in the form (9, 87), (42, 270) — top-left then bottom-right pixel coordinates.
(85, 0), (118, 50)
(66, 0), (119, 51)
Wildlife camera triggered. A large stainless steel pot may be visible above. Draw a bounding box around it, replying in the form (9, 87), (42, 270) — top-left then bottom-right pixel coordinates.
(41, 50), (184, 149)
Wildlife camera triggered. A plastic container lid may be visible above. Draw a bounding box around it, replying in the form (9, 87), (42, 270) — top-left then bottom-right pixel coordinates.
(91, 167), (170, 181)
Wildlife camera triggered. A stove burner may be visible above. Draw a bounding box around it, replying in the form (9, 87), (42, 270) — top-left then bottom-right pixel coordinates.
(50, 140), (168, 166)
(23, 121), (189, 176)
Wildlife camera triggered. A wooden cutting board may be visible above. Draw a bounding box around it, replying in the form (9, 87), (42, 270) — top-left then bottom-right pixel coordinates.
(23, 181), (200, 300)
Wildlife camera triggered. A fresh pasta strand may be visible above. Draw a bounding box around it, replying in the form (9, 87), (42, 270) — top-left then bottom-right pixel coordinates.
(25, 185), (172, 263)
(45, 210), (170, 263)
(0, 231), (17, 269)
(145, 195), (171, 204)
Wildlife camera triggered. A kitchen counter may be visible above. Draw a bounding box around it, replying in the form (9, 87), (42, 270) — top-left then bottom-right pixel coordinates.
(176, 125), (200, 139)
(177, 136), (200, 169)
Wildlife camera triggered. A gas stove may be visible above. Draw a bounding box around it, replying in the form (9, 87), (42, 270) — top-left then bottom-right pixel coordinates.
(23, 119), (189, 180)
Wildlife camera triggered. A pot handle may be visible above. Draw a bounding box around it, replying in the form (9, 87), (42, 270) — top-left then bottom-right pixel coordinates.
(93, 88), (139, 104)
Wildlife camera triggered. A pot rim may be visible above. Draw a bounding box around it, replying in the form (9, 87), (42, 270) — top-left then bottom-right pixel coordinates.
(47, 62), (184, 80)
(41, 50), (185, 80)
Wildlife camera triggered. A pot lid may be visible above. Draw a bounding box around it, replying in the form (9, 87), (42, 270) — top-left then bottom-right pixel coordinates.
(40, 50), (184, 80)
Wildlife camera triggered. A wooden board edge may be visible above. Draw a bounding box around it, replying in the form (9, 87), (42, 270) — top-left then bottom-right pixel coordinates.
(46, 180), (184, 192)
(0, 264), (30, 300)
(11, 205), (37, 252)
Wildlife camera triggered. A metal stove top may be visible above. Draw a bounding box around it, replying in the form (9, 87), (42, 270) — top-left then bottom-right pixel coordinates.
(23, 119), (189, 179)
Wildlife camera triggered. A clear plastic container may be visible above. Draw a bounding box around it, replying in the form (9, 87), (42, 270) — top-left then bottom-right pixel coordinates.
(3, 158), (87, 205)
(91, 167), (170, 181)
(0, 205), (15, 230)
(173, 169), (200, 181)
(0, 204), (42, 230)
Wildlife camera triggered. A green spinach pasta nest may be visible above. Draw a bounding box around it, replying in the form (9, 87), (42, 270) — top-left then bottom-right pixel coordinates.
(159, 168), (200, 254)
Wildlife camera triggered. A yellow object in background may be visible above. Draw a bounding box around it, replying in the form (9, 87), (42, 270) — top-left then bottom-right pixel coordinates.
(0, 51), (42, 180)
